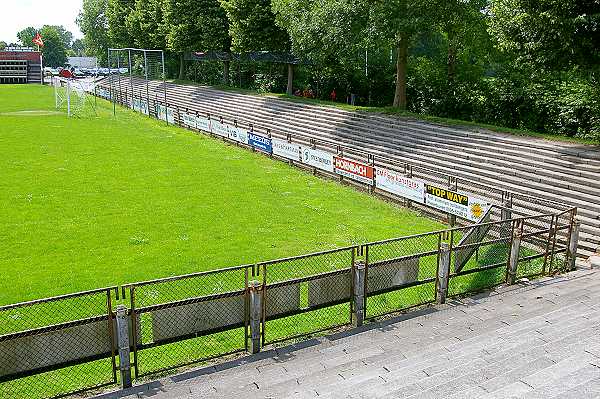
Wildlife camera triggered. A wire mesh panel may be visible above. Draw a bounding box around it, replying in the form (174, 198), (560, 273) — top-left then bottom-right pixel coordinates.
(259, 248), (355, 344)
(364, 232), (440, 319)
(516, 213), (555, 278)
(0, 289), (117, 399)
(448, 208), (513, 296)
(128, 266), (250, 378)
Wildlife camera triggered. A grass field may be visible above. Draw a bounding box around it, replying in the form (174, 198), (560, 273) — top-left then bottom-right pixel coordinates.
(0, 84), (444, 306)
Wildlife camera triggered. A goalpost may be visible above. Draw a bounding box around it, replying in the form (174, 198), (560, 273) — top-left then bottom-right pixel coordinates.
(53, 76), (97, 117)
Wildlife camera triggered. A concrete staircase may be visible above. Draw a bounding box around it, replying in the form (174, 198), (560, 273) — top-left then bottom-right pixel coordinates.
(97, 78), (600, 258)
(95, 267), (600, 399)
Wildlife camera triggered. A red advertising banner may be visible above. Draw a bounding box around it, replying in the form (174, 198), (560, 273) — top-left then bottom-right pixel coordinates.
(333, 156), (374, 184)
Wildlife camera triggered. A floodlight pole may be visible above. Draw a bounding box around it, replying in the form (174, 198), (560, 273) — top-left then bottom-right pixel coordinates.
(144, 50), (149, 117)
(162, 51), (168, 125)
(108, 49), (115, 116)
(128, 49), (133, 108)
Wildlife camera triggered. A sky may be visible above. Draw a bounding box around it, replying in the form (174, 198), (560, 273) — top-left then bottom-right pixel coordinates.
(0, 0), (83, 44)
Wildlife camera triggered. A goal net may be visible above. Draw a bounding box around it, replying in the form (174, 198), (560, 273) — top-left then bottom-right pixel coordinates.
(53, 76), (97, 117)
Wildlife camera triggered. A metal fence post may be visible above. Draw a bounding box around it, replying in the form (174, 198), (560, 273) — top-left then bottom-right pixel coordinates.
(507, 229), (522, 284)
(436, 243), (450, 304)
(116, 305), (132, 389)
(353, 261), (366, 327)
(568, 218), (581, 270)
(248, 280), (262, 354)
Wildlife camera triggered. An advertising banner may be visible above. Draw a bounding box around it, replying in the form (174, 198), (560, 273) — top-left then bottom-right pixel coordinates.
(333, 156), (374, 185)
(301, 147), (334, 172)
(180, 112), (197, 129)
(272, 138), (301, 161)
(375, 168), (425, 203)
(157, 105), (175, 124)
(195, 116), (211, 132)
(211, 120), (229, 137)
(132, 98), (139, 112)
(140, 100), (149, 115)
(229, 126), (249, 145)
(424, 184), (489, 222)
(248, 132), (272, 153)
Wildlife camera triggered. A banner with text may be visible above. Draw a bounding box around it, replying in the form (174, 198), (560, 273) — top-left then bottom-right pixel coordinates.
(180, 112), (197, 129)
(229, 126), (249, 145)
(272, 138), (301, 161)
(211, 120), (229, 137)
(333, 156), (374, 184)
(424, 184), (489, 222)
(301, 147), (334, 172)
(157, 105), (175, 124)
(248, 133), (272, 153)
(195, 116), (211, 132)
(375, 168), (425, 203)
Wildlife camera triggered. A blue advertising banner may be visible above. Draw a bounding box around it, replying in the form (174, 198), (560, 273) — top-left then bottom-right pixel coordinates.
(248, 132), (272, 153)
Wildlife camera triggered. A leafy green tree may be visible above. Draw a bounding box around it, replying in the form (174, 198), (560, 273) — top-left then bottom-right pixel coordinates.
(106, 0), (134, 48)
(126, 0), (167, 49)
(39, 26), (68, 67)
(220, 0), (289, 52)
(163, 0), (231, 80)
(17, 27), (37, 47)
(43, 25), (73, 48)
(0, 41), (6, 50)
(77, 0), (110, 63)
(70, 39), (86, 56)
(489, 0), (600, 73)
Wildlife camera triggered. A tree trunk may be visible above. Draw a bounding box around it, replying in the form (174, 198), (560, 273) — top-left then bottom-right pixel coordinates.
(393, 36), (409, 109)
(447, 27), (457, 83)
(178, 53), (185, 80)
(223, 60), (230, 86)
(286, 63), (294, 96)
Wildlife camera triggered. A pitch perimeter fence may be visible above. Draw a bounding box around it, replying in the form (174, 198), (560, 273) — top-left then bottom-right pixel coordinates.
(0, 204), (578, 399)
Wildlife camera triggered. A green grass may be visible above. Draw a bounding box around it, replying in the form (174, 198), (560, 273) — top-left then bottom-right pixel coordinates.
(171, 79), (600, 147)
(0, 84), (444, 306)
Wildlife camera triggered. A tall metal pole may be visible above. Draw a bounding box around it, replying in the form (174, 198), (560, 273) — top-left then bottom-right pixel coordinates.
(108, 49), (115, 116)
(128, 49), (133, 108)
(161, 50), (168, 125)
(144, 50), (149, 117)
(117, 51), (122, 110)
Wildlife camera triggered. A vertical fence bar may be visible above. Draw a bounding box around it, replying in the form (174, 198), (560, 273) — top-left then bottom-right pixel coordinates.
(106, 289), (118, 384)
(116, 305), (132, 388)
(568, 218), (581, 271)
(129, 287), (139, 379)
(507, 220), (522, 285)
(436, 242), (451, 304)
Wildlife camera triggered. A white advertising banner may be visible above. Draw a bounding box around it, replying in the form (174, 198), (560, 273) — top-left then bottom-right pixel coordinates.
(272, 138), (301, 161)
(195, 116), (211, 132)
(211, 120), (229, 137)
(375, 168), (425, 203)
(227, 126), (248, 144)
(139, 100), (149, 115)
(301, 147), (334, 172)
(180, 112), (197, 129)
(424, 184), (489, 222)
(157, 105), (175, 124)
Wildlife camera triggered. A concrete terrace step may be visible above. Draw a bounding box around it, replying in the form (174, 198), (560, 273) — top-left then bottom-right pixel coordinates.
(95, 268), (600, 399)
(97, 78), (600, 255)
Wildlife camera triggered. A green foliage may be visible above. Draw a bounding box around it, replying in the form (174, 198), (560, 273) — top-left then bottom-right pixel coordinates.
(489, 0), (600, 74)
(70, 39), (86, 56)
(39, 26), (69, 67)
(220, 0), (289, 52)
(16, 27), (37, 47)
(107, 0), (134, 48)
(126, 0), (167, 49)
(77, 0), (110, 63)
(0, 41), (6, 50)
(163, 0), (230, 52)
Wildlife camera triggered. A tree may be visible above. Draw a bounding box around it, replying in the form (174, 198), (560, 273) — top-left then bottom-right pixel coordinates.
(71, 39), (86, 56)
(488, 0), (600, 74)
(163, 0), (231, 80)
(77, 0), (110, 63)
(273, 0), (433, 109)
(220, 0), (290, 52)
(43, 25), (73, 49)
(106, 0), (134, 48)
(126, 0), (167, 49)
(39, 26), (68, 67)
(0, 41), (6, 50)
(17, 27), (37, 47)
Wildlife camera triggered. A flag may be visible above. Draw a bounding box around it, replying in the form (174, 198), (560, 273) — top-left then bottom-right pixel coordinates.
(32, 33), (44, 47)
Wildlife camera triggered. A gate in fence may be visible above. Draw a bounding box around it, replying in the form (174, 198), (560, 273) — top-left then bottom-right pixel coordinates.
(0, 206), (579, 399)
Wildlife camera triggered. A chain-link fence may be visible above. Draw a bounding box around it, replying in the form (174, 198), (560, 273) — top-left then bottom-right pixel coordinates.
(124, 265), (251, 378)
(363, 232), (440, 319)
(0, 288), (118, 399)
(258, 247), (356, 344)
